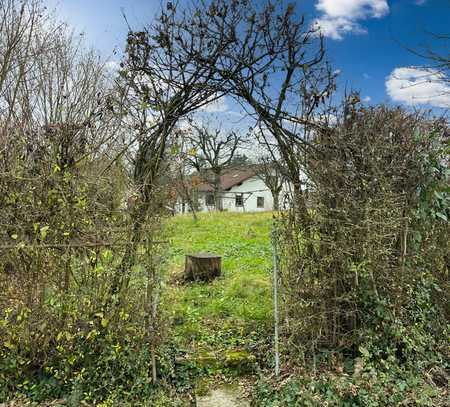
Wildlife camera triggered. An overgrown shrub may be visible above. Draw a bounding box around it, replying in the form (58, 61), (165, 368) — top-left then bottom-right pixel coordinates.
(0, 3), (168, 400)
(0, 141), (168, 402)
(278, 104), (449, 381)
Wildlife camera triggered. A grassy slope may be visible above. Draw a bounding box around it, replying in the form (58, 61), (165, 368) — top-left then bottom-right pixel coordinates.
(164, 211), (275, 370)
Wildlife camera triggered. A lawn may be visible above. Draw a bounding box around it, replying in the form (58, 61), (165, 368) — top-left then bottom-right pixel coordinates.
(163, 211), (276, 375)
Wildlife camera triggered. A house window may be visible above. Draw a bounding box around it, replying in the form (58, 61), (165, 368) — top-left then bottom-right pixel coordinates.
(205, 193), (215, 206)
(257, 196), (264, 208)
(235, 194), (243, 207)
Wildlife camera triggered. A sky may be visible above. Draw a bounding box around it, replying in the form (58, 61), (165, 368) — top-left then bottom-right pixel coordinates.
(44, 0), (450, 114)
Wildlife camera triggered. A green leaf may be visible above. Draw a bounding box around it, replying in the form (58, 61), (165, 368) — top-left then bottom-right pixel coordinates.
(359, 346), (370, 359)
(435, 212), (448, 222)
(40, 226), (50, 240)
(101, 249), (113, 262)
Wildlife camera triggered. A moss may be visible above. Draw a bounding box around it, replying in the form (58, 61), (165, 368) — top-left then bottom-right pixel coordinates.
(195, 351), (220, 369)
(224, 349), (256, 373)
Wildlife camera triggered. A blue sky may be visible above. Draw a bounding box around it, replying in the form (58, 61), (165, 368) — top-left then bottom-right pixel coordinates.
(45, 0), (449, 112)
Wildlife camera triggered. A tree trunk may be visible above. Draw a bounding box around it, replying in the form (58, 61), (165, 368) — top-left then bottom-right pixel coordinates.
(213, 171), (223, 211)
(184, 253), (221, 282)
(189, 203), (198, 221)
(272, 190), (280, 211)
(185, 190), (198, 221)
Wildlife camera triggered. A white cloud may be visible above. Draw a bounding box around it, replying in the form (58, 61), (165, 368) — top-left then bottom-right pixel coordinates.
(363, 96), (371, 102)
(386, 67), (450, 108)
(314, 0), (389, 40)
(200, 96), (229, 113)
(316, 0), (388, 18)
(105, 60), (120, 73)
(314, 17), (366, 40)
(363, 73), (371, 79)
(415, 0), (426, 5)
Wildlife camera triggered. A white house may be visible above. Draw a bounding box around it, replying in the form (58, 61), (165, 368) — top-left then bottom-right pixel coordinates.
(175, 167), (292, 213)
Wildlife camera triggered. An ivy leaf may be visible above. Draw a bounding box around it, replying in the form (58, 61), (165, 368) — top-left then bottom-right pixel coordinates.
(359, 346), (370, 359)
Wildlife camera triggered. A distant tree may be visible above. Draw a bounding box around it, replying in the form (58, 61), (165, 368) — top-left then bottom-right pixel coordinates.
(256, 155), (286, 211)
(228, 153), (252, 168)
(187, 122), (246, 211)
(170, 128), (200, 220)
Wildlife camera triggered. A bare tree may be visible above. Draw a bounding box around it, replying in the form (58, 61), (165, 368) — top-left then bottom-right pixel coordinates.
(186, 121), (245, 211)
(109, 1), (239, 293)
(256, 155), (286, 211)
(170, 127), (200, 220)
(27, 32), (116, 170)
(120, 0), (335, 219)
(0, 0), (118, 170)
(178, 0), (336, 221)
(0, 0), (53, 155)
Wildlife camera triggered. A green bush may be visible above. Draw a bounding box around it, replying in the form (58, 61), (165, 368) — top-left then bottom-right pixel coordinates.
(0, 301), (155, 403)
(273, 105), (449, 406)
(253, 367), (447, 407)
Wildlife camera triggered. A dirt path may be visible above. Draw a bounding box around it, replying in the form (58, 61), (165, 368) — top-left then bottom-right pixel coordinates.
(196, 385), (250, 407)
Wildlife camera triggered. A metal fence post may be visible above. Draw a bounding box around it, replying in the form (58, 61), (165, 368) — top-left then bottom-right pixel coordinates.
(271, 225), (280, 379)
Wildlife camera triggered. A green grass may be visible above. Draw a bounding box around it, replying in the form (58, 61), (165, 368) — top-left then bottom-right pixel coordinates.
(163, 211), (275, 370)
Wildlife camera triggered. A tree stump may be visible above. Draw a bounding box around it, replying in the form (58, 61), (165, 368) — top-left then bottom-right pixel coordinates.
(184, 253), (221, 282)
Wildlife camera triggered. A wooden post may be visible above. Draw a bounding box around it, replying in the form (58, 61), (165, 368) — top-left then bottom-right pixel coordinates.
(184, 253), (221, 282)
(145, 247), (160, 384)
